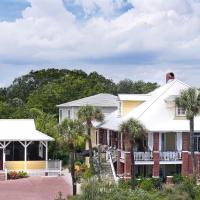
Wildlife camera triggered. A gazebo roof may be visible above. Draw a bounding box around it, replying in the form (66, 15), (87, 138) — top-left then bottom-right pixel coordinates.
(0, 119), (54, 141)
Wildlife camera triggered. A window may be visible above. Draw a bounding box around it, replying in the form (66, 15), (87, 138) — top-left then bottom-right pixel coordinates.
(194, 133), (200, 152)
(67, 109), (71, 119)
(59, 109), (62, 121)
(176, 106), (186, 116)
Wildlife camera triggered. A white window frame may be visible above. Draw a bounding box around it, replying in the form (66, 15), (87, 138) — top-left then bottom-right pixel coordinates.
(59, 109), (63, 121)
(194, 133), (200, 152)
(67, 109), (71, 119)
(176, 106), (186, 117)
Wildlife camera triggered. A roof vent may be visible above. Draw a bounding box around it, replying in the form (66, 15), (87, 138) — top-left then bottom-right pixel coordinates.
(166, 72), (175, 83)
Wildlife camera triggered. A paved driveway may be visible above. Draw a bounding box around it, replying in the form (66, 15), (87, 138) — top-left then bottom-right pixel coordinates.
(0, 176), (72, 200)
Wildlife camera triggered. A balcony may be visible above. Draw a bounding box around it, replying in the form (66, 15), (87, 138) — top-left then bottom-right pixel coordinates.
(134, 152), (153, 161)
(120, 151), (182, 165)
(160, 151), (182, 163)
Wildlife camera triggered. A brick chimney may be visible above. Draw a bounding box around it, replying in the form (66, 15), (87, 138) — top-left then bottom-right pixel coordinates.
(166, 72), (175, 83)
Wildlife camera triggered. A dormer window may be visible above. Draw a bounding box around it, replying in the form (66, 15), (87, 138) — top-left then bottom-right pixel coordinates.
(176, 106), (186, 116)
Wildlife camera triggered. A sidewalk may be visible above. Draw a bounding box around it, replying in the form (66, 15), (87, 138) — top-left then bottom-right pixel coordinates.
(0, 176), (72, 200)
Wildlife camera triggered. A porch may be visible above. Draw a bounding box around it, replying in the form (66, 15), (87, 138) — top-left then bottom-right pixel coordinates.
(0, 120), (61, 179)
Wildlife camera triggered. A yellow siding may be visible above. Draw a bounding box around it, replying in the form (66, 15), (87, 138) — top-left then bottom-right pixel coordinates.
(27, 161), (45, 170)
(122, 101), (144, 116)
(6, 161), (46, 170)
(6, 161), (25, 170)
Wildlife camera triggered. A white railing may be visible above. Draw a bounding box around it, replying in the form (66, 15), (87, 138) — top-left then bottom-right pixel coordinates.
(134, 152), (153, 161)
(120, 150), (125, 160)
(160, 151), (182, 161)
(107, 151), (119, 183)
(6, 160), (62, 177)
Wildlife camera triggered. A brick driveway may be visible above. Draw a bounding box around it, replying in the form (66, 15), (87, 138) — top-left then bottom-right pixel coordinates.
(0, 176), (72, 200)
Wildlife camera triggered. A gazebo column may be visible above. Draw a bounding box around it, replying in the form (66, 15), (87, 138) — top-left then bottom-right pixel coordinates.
(0, 141), (11, 171)
(45, 141), (48, 170)
(41, 141), (48, 170)
(19, 141), (32, 171)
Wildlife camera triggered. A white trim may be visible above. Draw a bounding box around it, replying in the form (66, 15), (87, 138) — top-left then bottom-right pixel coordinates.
(148, 132), (153, 151)
(135, 161), (154, 165)
(176, 132), (182, 151)
(107, 130), (110, 146)
(160, 161), (182, 165)
(159, 132), (162, 151)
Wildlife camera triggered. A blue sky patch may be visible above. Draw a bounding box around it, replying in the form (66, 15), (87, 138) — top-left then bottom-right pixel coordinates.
(0, 0), (30, 22)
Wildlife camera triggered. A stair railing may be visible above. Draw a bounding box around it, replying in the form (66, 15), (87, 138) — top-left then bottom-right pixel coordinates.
(107, 149), (119, 183)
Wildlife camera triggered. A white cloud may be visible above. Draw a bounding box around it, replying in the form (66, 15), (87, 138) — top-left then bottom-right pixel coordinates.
(0, 0), (200, 85)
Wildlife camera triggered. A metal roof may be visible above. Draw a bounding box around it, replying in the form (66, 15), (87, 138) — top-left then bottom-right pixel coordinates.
(100, 79), (200, 132)
(0, 119), (54, 141)
(57, 93), (118, 108)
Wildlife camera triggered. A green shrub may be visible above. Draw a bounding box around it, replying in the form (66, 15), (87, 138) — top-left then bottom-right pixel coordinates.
(8, 171), (28, 180)
(18, 171), (28, 178)
(179, 177), (196, 199)
(172, 174), (184, 184)
(138, 178), (155, 191)
(137, 178), (161, 191)
(118, 178), (131, 190)
(82, 168), (94, 180)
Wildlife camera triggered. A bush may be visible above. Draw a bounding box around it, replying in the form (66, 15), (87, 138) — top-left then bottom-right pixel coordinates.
(8, 171), (18, 180)
(179, 177), (197, 199)
(18, 171), (28, 178)
(82, 168), (94, 180)
(172, 174), (184, 184)
(8, 171), (28, 180)
(137, 178), (161, 191)
(118, 178), (131, 190)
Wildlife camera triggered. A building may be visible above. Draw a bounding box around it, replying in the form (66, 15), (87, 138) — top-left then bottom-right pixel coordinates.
(0, 119), (61, 177)
(97, 73), (200, 179)
(57, 93), (119, 148)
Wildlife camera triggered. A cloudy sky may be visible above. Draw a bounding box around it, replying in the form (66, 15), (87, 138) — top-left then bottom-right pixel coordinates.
(0, 0), (200, 87)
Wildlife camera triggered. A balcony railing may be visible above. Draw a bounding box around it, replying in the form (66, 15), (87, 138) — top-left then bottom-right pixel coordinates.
(122, 151), (182, 161)
(134, 152), (153, 161)
(160, 151), (182, 161)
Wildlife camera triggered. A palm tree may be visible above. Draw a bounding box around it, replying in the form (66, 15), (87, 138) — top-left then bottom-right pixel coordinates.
(176, 88), (200, 175)
(120, 118), (145, 190)
(78, 105), (104, 173)
(59, 119), (85, 196)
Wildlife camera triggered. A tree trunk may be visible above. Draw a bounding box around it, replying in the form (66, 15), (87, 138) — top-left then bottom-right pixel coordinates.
(70, 148), (77, 196)
(130, 141), (135, 190)
(87, 127), (94, 174)
(190, 118), (196, 176)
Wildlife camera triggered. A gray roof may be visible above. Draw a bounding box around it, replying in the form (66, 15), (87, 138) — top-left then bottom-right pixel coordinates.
(57, 93), (118, 108)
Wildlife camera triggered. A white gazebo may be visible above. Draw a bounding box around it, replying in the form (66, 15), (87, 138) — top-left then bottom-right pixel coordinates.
(0, 119), (57, 174)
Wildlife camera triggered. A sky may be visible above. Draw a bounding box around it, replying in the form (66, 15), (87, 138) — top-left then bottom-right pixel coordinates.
(0, 0), (200, 87)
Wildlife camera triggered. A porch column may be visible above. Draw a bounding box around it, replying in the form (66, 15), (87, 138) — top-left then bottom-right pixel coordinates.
(3, 148), (5, 171)
(124, 135), (131, 179)
(153, 133), (160, 178)
(19, 141), (32, 171)
(104, 129), (107, 145)
(24, 141), (27, 170)
(117, 132), (123, 175)
(45, 141), (48, 170)
(107, 130), (110, 146)
(182, 132), (190, 176)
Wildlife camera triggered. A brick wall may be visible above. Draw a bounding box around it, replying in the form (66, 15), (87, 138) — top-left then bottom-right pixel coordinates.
(153, 133), (160, 177)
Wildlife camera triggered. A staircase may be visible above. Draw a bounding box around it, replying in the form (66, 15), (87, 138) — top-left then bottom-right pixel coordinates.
(93, 145), (118, 182)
